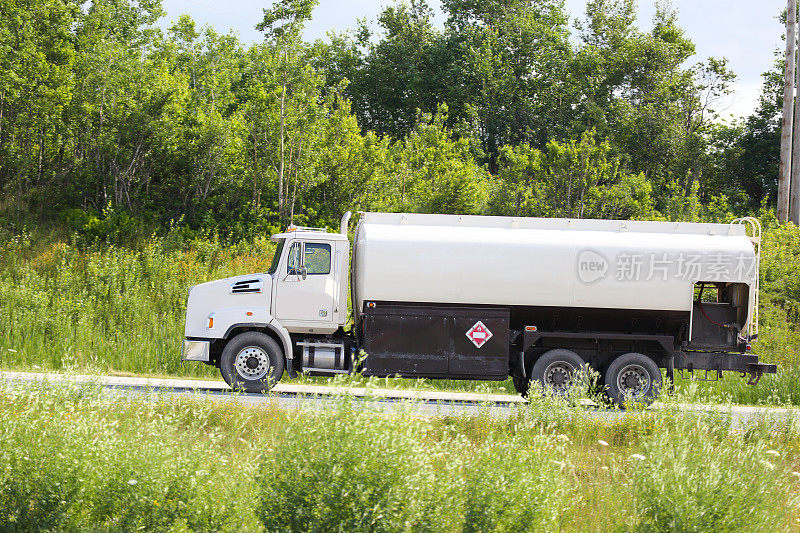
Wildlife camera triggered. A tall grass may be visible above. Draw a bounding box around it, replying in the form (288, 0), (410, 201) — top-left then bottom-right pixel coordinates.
(632, 417), (796, 532)
(1, 380), (798, 532)
(0, 231), (275, 378)
(2, 217), (800, 403)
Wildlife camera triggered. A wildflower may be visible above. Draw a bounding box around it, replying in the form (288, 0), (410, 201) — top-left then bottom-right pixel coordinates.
(128, 479), (138, 486)
(601, 466), (609, 471)
(792, 472), (800, 478)
(765, 450), (780, 457)
(556, 434), (570, 442)
(630, 454), (646, 461)
(598, 440), (609, 447)
(763, 461), (775, 470)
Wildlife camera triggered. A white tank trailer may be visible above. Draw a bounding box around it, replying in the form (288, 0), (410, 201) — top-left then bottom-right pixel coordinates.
(182, 212), (776, 405)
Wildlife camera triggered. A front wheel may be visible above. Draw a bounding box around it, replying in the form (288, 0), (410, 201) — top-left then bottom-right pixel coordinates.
(220, 332), (285, 393)
(603, 352), (661, 407)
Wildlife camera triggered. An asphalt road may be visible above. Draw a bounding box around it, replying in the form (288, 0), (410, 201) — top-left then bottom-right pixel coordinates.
(2, 371), (799, 425)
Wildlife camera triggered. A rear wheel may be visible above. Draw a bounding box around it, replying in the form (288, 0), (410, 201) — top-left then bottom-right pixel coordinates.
(530, 349), (584, 397)
(603, 352), (661, 407)
(220, 332), (285, 393)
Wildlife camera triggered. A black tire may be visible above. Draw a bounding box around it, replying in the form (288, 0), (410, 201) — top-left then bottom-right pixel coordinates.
(530, 349), (585, 397)
(603, 352), (661, 407)
(220, 332), (285, 393)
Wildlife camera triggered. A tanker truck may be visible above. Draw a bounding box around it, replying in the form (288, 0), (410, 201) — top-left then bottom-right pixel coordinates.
(181, 212), (776, 405)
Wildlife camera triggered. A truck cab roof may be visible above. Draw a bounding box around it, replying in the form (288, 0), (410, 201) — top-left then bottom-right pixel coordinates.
(270, 228), (348, 242)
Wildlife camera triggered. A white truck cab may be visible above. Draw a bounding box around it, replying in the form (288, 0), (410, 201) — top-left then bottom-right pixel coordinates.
(182, 211), (776, 405)
(268, 226), (350, 333)
(182, 215), (352, 390)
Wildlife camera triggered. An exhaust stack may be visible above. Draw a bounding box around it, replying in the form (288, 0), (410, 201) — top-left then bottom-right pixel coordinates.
(340, 211), (352, 235)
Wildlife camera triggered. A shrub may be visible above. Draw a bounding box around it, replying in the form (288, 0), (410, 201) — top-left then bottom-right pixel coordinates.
(461, 437), (571, 532)
(2, 381), (800, 532)
(255, 403), (458, 533)
(0, 383), (252, 532)
(630, 415), (797, 532)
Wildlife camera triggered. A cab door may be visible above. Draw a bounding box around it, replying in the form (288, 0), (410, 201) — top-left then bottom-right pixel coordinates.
(273, 239), (337, 328)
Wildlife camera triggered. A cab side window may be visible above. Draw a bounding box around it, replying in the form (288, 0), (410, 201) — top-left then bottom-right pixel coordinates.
(304, 243), (331, 274)
(287, 242), (301, 275)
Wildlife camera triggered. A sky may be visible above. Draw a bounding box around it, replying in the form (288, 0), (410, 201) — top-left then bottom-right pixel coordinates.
(160, 0), (787, 121)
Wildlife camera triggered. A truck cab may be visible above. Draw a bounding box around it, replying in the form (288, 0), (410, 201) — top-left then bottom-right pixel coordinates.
(268, 227), (349, 334)
(181, 216), (353, 392)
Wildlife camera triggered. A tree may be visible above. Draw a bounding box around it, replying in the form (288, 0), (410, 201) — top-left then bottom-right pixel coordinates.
(706, 60), (782, 211)
(257, 0), (319, 222)
(440, 0), (575, 170)
(574, 0), (733, 205)
(378, 105), (490, 214)
(0, 0), (79, 217)
(66, 0), (178, 213)
(345, 0), (444, 138)
(489, 131), (655, 219)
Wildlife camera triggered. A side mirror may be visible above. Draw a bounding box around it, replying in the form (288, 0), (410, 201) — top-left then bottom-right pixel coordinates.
(298, 265), (308, 280)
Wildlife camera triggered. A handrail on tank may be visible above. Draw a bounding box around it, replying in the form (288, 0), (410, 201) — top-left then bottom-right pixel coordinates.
(731, 217), (761, 338)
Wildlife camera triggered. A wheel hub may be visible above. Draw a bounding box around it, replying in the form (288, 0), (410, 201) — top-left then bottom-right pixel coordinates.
(234, 347), (270, 381)
(544, 362), (574, 394)
(624, 374), (640, 388)
(617, 364), (650, 398)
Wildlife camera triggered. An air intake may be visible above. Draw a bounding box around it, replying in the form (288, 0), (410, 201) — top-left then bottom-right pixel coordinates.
(230, 278), (263, 294)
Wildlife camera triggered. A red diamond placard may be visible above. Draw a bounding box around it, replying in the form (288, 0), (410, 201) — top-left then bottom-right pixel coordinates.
(466, 321), (493, 348)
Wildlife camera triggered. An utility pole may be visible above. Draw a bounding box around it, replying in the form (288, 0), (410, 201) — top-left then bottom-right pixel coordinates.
(779, 0), (796, 223)
(793, 12), (800, 224)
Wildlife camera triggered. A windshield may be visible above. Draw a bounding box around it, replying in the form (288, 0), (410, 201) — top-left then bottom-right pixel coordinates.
(268, 239), (285, 275)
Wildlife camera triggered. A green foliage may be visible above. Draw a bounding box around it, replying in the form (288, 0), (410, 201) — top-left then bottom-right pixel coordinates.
(256, 0), (318, 41)
(256, 406), (456, 532)
(379, 105), (491, 215)
(490, 131), (655, 219)
(460, 437), (570, 532)
(0, 230), (276, 377)
(2, 383), (800, 532)
(256, 404), (573, 533)
(705, 56), (782, 212)
(0, 382), (258, 531)
(631, 417), (796, 532)
(759, 214), (800, 323)
(0, 0), (762, 234)
(77, 204), (142, 245)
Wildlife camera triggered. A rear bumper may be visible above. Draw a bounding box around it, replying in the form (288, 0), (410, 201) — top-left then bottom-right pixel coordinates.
(675, 351), (777, 375)
(182, 339), (210, 362)
(745, 361), (778, 374)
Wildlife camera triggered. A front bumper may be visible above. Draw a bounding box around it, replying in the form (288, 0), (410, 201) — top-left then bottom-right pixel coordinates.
(182, 339), (210, 362)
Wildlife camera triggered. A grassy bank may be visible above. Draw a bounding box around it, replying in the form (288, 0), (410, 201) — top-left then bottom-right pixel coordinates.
(2, 216), (800, 404)
(1, 380), (799, 532)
